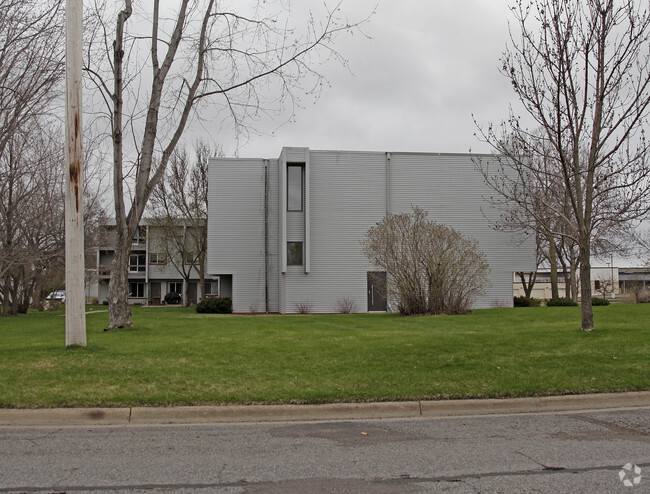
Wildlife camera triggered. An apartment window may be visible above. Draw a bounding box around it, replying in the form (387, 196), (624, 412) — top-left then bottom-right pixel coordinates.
(184, 252), (199, 265)
(287, 163), (304, 211)
(204, 279), (220, 298)
(128, 282), (145, 298)
(149, 253), (166, 264)
(168, 282), (182, 294)
(132, 226), (146, 245)
(287, 241), (303, 266)
(129, 253), (146, 272)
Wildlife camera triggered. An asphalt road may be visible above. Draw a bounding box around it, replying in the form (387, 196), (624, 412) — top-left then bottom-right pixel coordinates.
(0, 408), (648, 493)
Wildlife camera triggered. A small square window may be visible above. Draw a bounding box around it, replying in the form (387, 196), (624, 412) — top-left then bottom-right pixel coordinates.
(287, 242), (303, 266)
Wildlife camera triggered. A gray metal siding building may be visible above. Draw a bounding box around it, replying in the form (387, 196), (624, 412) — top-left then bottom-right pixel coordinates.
(207, 148), (535, 313)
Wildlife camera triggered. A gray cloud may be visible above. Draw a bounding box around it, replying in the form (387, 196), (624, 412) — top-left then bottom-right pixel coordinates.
(203, 0), (519, 157)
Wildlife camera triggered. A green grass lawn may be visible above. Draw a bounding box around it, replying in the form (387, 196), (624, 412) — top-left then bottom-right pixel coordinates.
(0, 304), (648, 408)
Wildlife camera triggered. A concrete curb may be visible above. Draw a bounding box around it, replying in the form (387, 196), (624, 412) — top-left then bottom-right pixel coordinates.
(1, 391), (649, 427)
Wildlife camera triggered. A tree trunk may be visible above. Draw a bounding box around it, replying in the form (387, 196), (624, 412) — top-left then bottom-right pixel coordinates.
(17, 275), (35, 314)
(183, 278), (190, 307)
(9, 275), (19, 316)
(578, 242), (594, 332)
(32, 277), (43, 310)
(569, 260), (578, 302)
(199, 253), (205, 303)
(548, 239), (559, 299)
(2, 274), (10, 316)
(517, 271), (536, 298)
(107, 239), (133, 329)
(563, 269), (571, 298)
(107, 1), (133, 330)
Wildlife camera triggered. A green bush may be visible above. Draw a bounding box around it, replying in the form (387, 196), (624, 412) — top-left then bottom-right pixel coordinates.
(196, 297), (232, 314)
(591, 297), (610, 306)
(513, 296), (541, 307)
(546, 297), (578, 307)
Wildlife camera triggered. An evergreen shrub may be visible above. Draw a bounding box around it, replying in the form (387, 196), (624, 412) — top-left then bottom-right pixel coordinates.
(546, 297), (578, 307)
(513, 296), (541, 307)
(196, 297), (233, 314)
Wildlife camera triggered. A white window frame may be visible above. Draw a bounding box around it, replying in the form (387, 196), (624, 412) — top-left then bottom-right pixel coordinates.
(168, 281), (183, 294)
(129, 253), (146, 272)
(204, 278), (220, 298)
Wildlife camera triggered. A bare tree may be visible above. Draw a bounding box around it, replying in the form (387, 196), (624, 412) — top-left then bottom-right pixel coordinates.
(0, 0), (109, 317)
(0, 123), (64, 315)
(149, 141), (217, 305)
(639, 230), (650, 265)
(516, 235), (545, 298)
(627, 281), (646, 303)
(84, 0), (370, 329)
(0, 0), (64, 159)
(0, 0), (65, 309)
(0, 119), (108, 315)
(362, 208), (490, 316)
(556, 234), (580, 300)
(476, 0), (650, 331)
(595, 274), (615, 298)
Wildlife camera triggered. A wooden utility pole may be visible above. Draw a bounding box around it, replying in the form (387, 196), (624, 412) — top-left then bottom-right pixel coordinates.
(64, 0), (86, 346)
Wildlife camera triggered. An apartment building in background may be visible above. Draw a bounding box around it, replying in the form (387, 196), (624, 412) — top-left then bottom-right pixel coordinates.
(90, 220), (227, 305)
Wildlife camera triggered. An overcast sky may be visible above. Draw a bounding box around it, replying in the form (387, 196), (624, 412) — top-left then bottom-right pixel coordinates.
(224, 0), (516, 158)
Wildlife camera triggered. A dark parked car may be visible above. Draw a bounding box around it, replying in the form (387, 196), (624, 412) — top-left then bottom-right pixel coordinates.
(164, 291), (181, 304)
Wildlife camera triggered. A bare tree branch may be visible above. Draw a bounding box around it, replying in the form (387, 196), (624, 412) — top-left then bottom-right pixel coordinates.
(475, 0), (650, 331)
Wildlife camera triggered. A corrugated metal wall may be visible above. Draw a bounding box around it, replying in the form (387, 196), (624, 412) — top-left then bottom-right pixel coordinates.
(207, 158), (267, 312)
(208, 149), (536, 313)
(389, 152), (534, 308)
(282, 150), (387, 313)
(267, 159), (280, 313)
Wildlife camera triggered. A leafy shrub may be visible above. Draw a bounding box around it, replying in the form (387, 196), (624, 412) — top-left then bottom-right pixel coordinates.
(513, 296), (540, 307)
(196, 297), (232, 314)
(546, 297), (578, 307)
(591, 297), (610, 306)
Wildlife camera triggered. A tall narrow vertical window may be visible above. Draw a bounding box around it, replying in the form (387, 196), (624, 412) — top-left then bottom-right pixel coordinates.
(287, 163), (304, 211)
